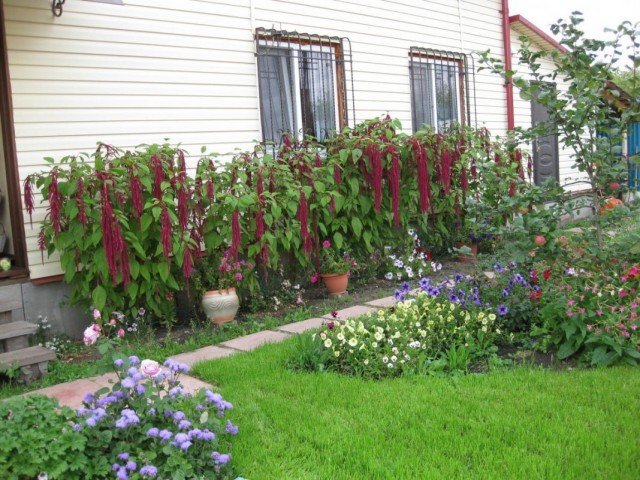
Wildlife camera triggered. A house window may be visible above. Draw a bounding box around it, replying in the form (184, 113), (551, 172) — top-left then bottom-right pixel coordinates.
(255, 28), (354, 144)
(409, 47), (476, 133)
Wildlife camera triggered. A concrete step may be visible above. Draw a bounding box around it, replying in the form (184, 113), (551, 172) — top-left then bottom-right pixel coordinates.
(0, 321), (38, 353)
(0, 346), (56, 383)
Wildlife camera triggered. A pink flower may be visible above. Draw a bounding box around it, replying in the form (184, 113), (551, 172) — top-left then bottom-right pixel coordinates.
(566, 310), (574, 317)
(140, 359), (161, 377)
(331, 310), (339, 319)
(109, 318), (117, 326)
(83, 326), (100, 346)
(92, 323), (101, 332)
(621, 330), (630, 338)
(586, 324), (595, 331)
(619, 290), (628, 298)
(567, 299), (575, 306)
(631, 324), (638, 331)
(322, 240), (331, 249)
(326, 321), (335, 329)
(310, 273), (320, 284)
(578, 307), (586, 315)
(595, 328), (602, 334)
(93, 309), (101, 319)
(235, 273), (243, 282)
(596, 309), (604, 317)
(117, 328), (125, 338)
(296, 296), (304, 305)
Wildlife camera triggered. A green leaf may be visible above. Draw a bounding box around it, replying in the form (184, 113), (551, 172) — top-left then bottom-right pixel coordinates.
(157, 262), (170, 283)
(92, 285), (107, 311)
(351, 217), (363, 238)
(333, 232), (344, 249)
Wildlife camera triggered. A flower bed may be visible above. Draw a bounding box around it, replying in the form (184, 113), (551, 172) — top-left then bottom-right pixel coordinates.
(307, 292), (499, 378)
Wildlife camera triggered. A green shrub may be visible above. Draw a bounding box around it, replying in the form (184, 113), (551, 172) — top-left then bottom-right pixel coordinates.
(0, 395), (89, 479)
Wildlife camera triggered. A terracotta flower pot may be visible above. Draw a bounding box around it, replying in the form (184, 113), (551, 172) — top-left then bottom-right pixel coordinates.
(201, 287), (239, 325)
(321, 272), (349, 296)
(456, 243), (478, 263)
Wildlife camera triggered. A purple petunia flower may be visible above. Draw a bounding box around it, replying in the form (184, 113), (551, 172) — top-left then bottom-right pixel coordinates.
(419, 277), (431, 290)
(494, 264), (505, 274)
(393, 290), (406, 301)
(449, 294), (458, 303)
(501, 289), (510, 298)
(401, 281), (410, 293)
(139, 465), (158, 477)
(454, 273), (463, 282)
(497, 304), (509, 316)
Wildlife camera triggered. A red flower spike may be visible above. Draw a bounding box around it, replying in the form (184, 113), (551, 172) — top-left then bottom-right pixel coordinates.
(48, 169), (62, 236)
(23, 176), (35, 227)
(129, 171), (143, 218)
(150, 155), (164, 200)
(182, 247), (194, 279)
(461, 166), (468, 194)
(410, 138), (431, 213)
(37, 228), (46, 264)
(439, 149), (453, 196)
(177, 185), (189, 232)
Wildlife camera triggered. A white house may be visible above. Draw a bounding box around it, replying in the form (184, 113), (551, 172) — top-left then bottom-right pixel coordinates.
(0, 0), (575, 334)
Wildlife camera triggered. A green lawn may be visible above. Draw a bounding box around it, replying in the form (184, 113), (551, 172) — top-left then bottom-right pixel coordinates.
(194, 337), (640, 480)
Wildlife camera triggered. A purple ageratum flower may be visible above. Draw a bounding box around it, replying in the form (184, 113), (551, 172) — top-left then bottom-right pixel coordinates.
(168, 386), (184, 399)
(158, 429), (172, 441)
(199, 429), (216, 441)
(82, 392), (95, 405)
(205, 390), (223, 404)
(112, 463), (121, 472)
(211, 452), (231, 465)
(196, 404), (205, 412)
(113, 358), (124, 368)
(148, 407), (157, 415)
(139, 466), (158, 478)
(125, 461), (137, 472)
(97, 395), (117, 408)
(72, 423), (82, 431)
(173, 411), (186, 422)
(140, 465), (158, 478)
(127, 367), (138, 377)
(136, 384), (146, 395)
(147, 427), (160, 437)
(497, 304), (509, 316)
(188, 428), (202, 439)
(116, 468), (129, 480)
(225, 420), (239, 435)
(128, 355), (140, 365)
(117, 453), (130, 461)
(121, 377), (136, 389)
(175, 433), (189, 444)
(178, 420), (191, 430)
(85, 417), (97, 427)
(76, 407), (90, 417)
(163, 359), (190, 374)
(179, 441), (192, 451)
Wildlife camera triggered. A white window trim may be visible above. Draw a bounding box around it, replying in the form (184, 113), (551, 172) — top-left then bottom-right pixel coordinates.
(414, 58), (463, 133)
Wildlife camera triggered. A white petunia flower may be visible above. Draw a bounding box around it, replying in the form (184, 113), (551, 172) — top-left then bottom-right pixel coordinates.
(385, 272), (394, 280)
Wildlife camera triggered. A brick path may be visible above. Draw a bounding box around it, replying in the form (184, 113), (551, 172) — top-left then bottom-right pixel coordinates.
(24, 301), (395, 407)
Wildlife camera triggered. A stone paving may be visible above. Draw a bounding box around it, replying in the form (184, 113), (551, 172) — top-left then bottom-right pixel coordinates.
(23, 298), (393, 408)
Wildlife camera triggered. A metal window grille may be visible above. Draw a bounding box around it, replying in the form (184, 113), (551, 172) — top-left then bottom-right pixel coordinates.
(255, 27), (355, 144)
(409, 47), (477, 133)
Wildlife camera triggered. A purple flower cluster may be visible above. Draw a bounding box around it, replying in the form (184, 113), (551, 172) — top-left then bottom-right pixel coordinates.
(394, 282), (412, 301)
(205, 389), (234, 414)
(115, 408), (140, 429)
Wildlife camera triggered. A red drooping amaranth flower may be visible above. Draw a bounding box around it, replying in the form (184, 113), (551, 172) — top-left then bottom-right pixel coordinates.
(150, 154), (164, 200)
(527, 154), (533, 181)
(315, 153), (323, 168)
(23, 176), (35, 227)
(387, 144), (401, 227)
(177, 149), (187, 176)
(75, 177), (87, 227)
(494, 152), (502, 169)
(100, 177), (126, 282)
(439, 148), (453, 195)
(48, 169), (62, 236)
(514, 149), (525, 180)
(460, 166), (468, 194)
(410, 138), (431, 213)
(470, 156), (477, 180)
(129, 170), (143, 218)
(177, 185), (189, 232)
(298, 190), (312, 256)
(364, 143), (383, 212)
(230, 209), (241, 259)
(182, 247), (194, 279)
(268, 167), (276, 194)
(37, 228), (46, 264)
(160, 202), (172, 261)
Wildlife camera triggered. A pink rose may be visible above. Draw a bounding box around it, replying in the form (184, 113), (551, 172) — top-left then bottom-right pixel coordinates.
(117, 328), (125, 338)
(140, 359), (161, 377)
(83, 326), (100, 346)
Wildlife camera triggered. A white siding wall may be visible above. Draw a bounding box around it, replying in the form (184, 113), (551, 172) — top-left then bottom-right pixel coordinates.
(510, 34), (588, 190)
(5, 0), (508, 279)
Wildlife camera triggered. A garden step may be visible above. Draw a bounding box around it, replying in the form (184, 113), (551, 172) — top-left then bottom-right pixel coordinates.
(322, 305), (376, 321)
(220, 330), (291, 352)
(0, 346), (56, 383)
(0, 321), (38, 353)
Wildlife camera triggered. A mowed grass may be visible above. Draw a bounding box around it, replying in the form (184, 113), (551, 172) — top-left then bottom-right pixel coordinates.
(193, 338), (640, 480)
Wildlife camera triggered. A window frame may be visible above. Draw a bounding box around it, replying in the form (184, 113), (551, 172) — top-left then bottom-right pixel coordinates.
(255, 28), (353, 144)
(409, 47), (476, 133)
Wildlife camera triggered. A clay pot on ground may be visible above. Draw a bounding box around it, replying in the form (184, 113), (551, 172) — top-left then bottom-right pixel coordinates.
(455, 243), (478, 263)
(321, 272), (349, 296)
(201, 287), (240, 325)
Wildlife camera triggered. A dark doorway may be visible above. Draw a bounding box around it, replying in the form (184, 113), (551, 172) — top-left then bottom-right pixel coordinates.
(531, 84), (560, 185)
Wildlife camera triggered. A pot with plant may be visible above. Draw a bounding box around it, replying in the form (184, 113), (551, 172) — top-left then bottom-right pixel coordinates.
(199, 251), (253, 325)
(319, 240), (354, 296)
